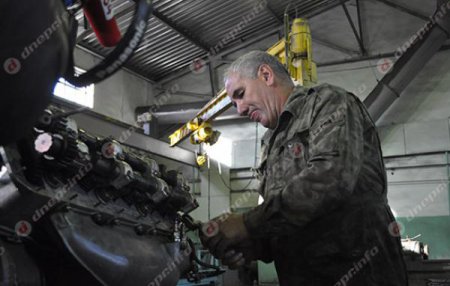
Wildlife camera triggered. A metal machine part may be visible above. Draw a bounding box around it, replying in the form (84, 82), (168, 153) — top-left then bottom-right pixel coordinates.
(0, 107), (217, 286)
(402, 236), (429, 260)
(401, 237), (450, 286)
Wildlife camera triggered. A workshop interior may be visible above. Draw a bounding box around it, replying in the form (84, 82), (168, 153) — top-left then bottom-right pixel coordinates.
(1, 0), (450, 285)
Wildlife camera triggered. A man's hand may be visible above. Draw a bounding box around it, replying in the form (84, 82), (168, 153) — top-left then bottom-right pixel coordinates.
(222, 249), (246, 269)
(200, 213), (249, 261)
(221, 239), (264, 269)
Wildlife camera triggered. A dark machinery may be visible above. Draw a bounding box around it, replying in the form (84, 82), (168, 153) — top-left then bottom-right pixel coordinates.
(0, 108), (222, 285)
(0, 0), (226, 284)
(0, 0), (152, 145)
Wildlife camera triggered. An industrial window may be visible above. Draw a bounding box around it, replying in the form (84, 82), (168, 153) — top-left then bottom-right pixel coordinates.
(53, 68), (94, 108)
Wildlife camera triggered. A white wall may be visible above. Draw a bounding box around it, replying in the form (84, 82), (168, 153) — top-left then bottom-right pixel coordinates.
(73, 48), (155, 126)
(188, 159), (231, 221)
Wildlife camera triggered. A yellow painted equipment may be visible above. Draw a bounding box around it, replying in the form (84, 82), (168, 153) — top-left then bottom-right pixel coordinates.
(168, 17), (317, 148)
(189, 122), (220, 145)
(196, 153), (208, 167)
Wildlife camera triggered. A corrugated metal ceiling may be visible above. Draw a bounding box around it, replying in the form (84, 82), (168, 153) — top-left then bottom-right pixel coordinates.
(77, 0), (345, 81)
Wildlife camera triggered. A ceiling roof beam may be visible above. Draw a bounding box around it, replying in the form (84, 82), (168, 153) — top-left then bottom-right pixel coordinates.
(264, 4), (283, 25)
(152, 10), (210, 52)
(265, 1), (359, 56)
(157, 27), (282, 85)
(157, 0), (352, 84)
(372, 0), (429, 21)
(313, 36), (360, 56)
(317, 43), (450, 67)
(341, 1), (367, 55)
(356, 0), (367, 55)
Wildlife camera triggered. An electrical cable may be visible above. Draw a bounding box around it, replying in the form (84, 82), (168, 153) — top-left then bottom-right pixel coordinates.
(207, 166), (211, 220)
(65, 0), (152, 87)
(187, 238), (221, 271)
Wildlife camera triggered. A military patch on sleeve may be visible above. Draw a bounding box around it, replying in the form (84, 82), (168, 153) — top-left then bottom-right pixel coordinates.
(287, 141), (303, 158)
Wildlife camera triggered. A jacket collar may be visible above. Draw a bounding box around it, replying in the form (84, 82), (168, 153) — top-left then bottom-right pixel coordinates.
(261, 85), (312, 145)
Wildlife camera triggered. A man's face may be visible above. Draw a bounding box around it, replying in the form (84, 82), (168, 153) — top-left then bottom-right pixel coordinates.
(225, 72), (279, 129)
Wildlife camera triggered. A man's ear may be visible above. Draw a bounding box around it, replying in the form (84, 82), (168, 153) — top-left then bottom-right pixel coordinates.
(258, 64), (274, 86)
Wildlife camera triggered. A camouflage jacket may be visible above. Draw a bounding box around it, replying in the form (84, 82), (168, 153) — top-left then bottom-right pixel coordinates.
(243, 83), (388, 237)
(241, 84), (408, 285)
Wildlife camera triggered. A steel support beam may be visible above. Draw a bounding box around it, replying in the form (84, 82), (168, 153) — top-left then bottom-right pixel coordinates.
(341, 1), (367, 55)
(265, 2), (358, 56)
(78, 4), (210, 53)
(317, 43), (450, 67)
(220, 36), (360, 58)
(152, 10), (210, 52)
(157, 28), (282, 85)
(265, 4), (283, 25)
(318, 52), (397, 67)
(157, 0), (351, 85)
(313, 37), (360, 56)
(356, 0), (366, 54)
(208, 61), (219, 95)
(373, 0), (429, 21)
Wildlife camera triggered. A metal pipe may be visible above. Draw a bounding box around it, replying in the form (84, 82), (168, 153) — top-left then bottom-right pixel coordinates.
(363, 2), (450, 122)
(152, 108), (241, 125)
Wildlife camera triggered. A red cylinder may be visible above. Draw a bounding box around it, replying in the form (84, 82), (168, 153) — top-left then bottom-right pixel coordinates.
(83, 0), (122, 47)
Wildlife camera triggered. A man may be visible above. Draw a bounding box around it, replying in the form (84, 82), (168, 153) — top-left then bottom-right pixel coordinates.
(201, 51), (408, 285)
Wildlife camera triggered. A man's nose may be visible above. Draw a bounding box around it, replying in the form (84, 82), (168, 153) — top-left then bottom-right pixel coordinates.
(236, 103), (248, 116)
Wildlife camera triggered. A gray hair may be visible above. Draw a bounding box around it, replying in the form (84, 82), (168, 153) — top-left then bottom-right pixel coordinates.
(224, 51), (293, 86)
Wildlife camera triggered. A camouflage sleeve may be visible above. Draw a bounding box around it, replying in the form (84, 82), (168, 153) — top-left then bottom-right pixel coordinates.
(243, 86), (365, 237)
